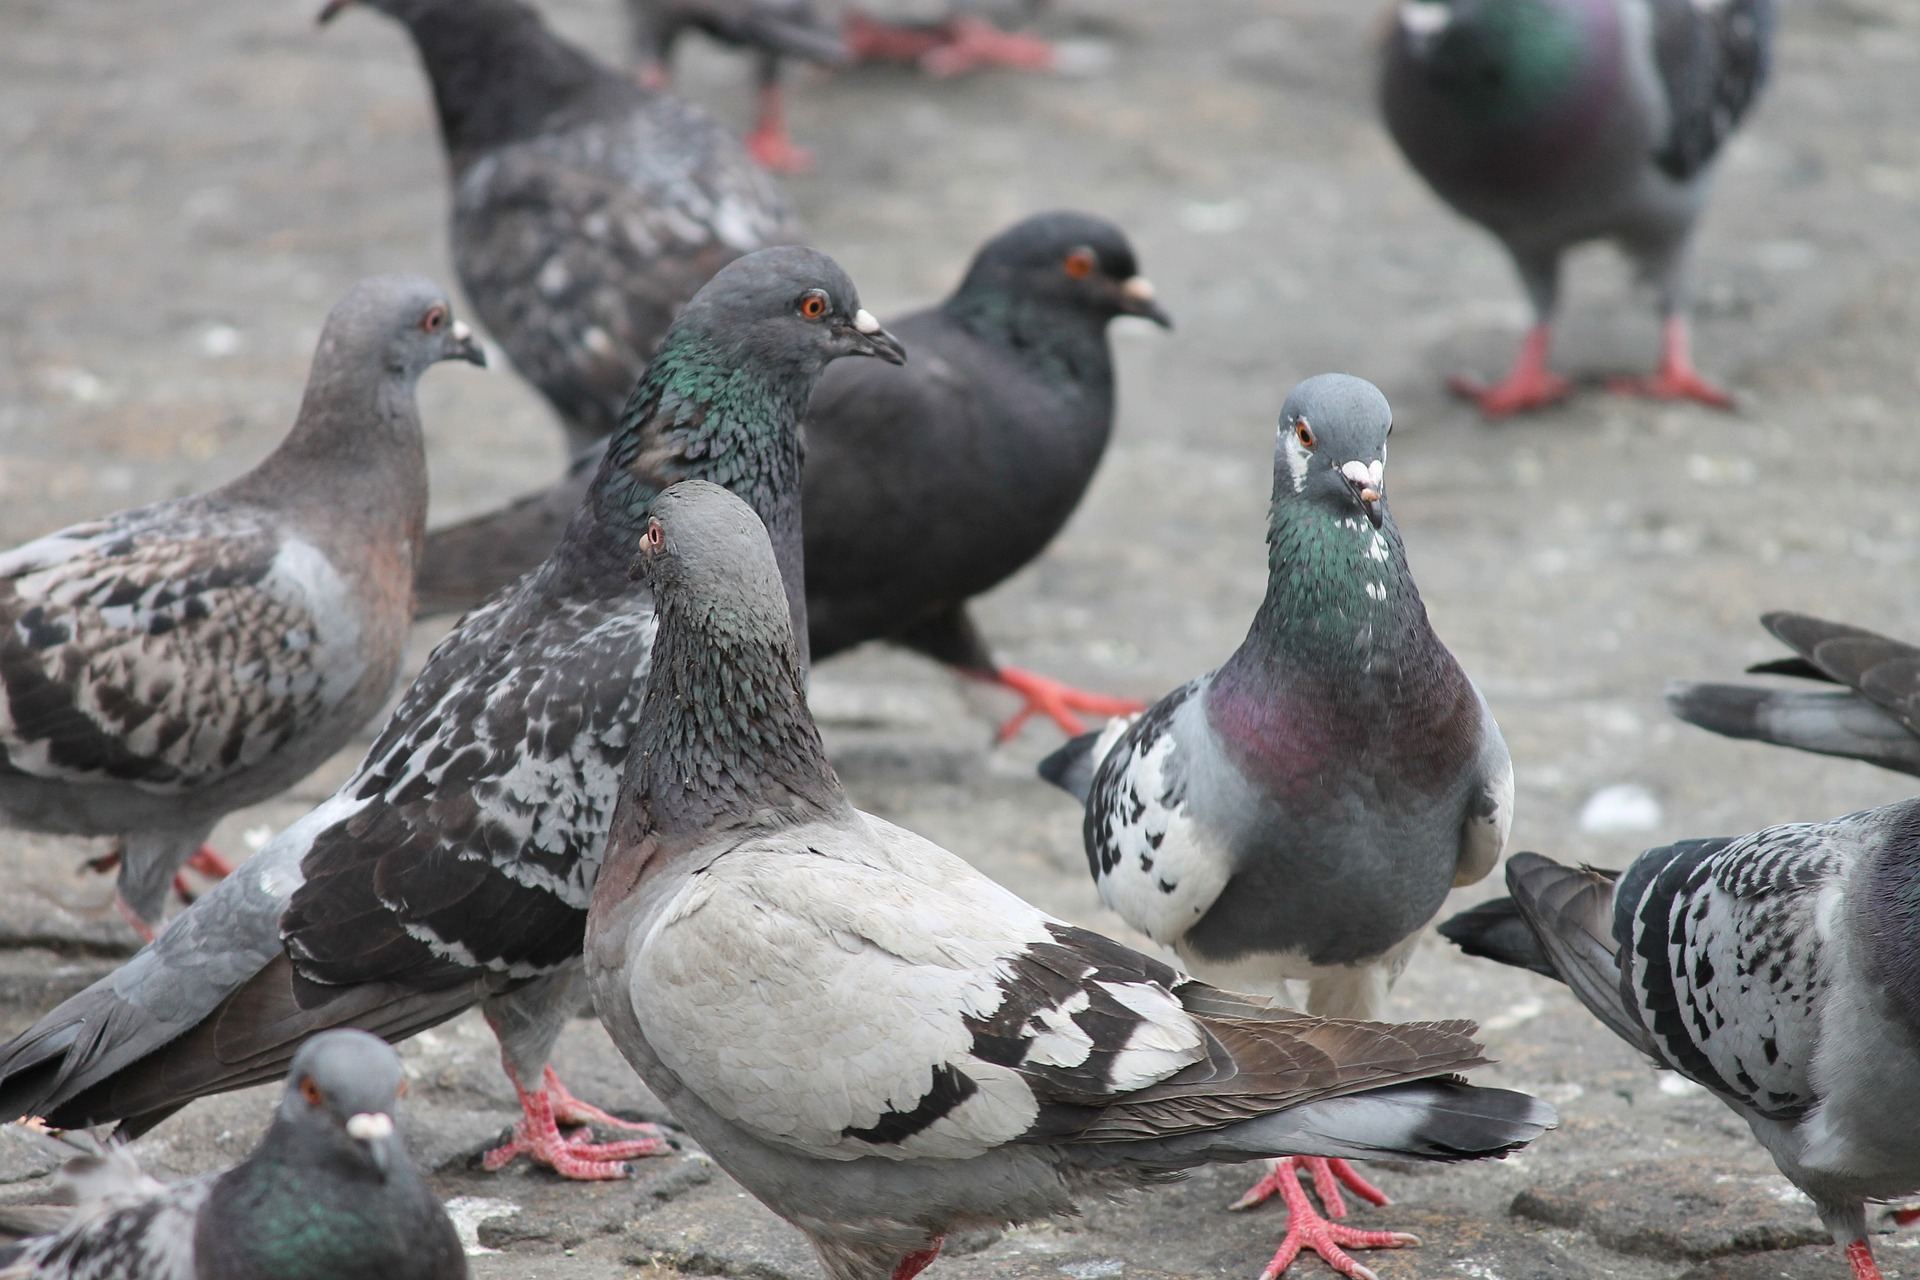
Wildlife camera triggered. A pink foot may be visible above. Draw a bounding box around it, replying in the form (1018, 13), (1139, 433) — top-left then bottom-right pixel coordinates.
(920, 16), (1055, 77)
(973, 666), (1145, 743)
(1606, 318), (1733, 408)
(1232, 1158), (1414, 1280)
(113, 896), (156, 945)
(1448, 323), (1572, 417)
(185, 846), (235, 878)
(1846, 1239), (1885, 1280)
(891, 1239), (944, 1280)
(1891, 1206), (1920, 1227)
(483, 1066), (672, 1180)
(843, 11), (948, 62)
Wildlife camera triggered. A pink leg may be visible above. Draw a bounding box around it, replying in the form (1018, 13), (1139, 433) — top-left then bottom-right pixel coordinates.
(746, 81), (812, 173)
(186, 846), (235, 878)
(843, 10), (949, 62)
(1448, 323), (1573, 417)
(1232, 1158), (1417, 1280)
(891, 1239), (944, 1280)
(843, 11), (1054, 76)
(968, 666), (1145, 743)
(1606, 316), (1734, 408)
(113, 896), (157, 945)
(544, 1066), (668, 1135)
(482, 1063), (673, 1180)
(1231, 1158), (1390, 1220)
(1846, 1240), (1885, 1280)
(636, 60), (671, 92)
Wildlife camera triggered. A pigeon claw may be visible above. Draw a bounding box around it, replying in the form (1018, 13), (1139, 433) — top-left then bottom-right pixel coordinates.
(985, 667), (1145, 742)
(1846, 1239), (1886, 1280)
(1448, 323), (1571, 417)
(1240, 1158), (1415, 1280)
(890, 1239), (945, 1280)
(1230, 1158), (1390, 1219)
(843, 11), (1054, 77)
(186, 846), (237, 879)
(1605, 317), (1734, 410)
(747, 124), (813, 174)
(485, 1066), (672, 1181)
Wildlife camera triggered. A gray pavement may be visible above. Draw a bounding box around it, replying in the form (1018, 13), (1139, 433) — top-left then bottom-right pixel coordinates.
(5, 0), (1920, 1275)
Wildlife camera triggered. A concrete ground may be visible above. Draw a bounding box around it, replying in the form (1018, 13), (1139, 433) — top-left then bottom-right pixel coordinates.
(4, 0), (1920, 1276)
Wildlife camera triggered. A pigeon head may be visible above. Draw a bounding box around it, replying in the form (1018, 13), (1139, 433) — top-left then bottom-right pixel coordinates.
(1273, 374), (1392, 531)
(635, 480), (794, 649)
(276, 1030), (409, 1182)
(951, 211), (1172, 328)
(318, 275), (486, 381)
(668, 246), (906, 376)
(1388, 0), (1588, 123)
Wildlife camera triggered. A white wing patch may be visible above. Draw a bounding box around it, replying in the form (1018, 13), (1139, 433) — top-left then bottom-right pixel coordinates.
(1089, 728), (1230, 947)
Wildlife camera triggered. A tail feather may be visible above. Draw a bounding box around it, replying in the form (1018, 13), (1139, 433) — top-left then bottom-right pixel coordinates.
(1664, 680), (1920, 776)
(1036, 730), (1102, 802)
(1501, 853), (1653, 1057)
(1436, 898), (1556, 979)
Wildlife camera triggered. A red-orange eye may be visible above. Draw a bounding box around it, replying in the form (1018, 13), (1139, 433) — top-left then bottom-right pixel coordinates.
(300, 1077), (324, 1106)
(1064, 248), (1097, 279)
(1294, 419), (1315, 448)
(798, 291), (829, 320)
(420, 304), (447, 333)
(645, 520), (664, 551)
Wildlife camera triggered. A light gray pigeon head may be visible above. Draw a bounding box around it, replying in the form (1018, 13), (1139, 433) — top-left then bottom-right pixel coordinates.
(673, 247), (906, 377)
(635, 479), (790, 639)
(277, 1029), (409, 1180)
(1273, 373), (1393, 530)
(317, 275), (486, 382)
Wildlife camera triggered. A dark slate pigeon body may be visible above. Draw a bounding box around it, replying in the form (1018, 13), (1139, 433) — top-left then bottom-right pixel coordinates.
(1379, 0), (1776, 414)
(584, 480), (1553, 1280)
(1441, 800), (1920, 1280)
(0, 250), (902, 1184)
(0, 277), (482, 934)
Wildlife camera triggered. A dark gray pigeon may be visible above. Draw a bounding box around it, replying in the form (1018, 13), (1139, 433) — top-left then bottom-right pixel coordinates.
(322, 0), (802, 454)
(1667, 611), (1920, 776)
(584, 479), (1553, 1280)
(0, 1029), (465, 1280)
(0, 277), (482, 938)
(1037, 375), (1513, 1278)
(0, 249), (902, 1183)
(1440, 802), (1920, 1280)
(629, 0), (847, 173)
(1380, 0), (1776, 415)
(416, 211), (1168, 742)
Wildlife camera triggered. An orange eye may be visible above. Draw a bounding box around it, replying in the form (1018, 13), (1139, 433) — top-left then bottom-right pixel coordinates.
(798, 290), (829, 320)
(645, 520), (664, 551)
(1064, 248), (1097, 279)
(300, 1077), (324, 1106)
(420, 304), (447, 333)
(1294, 419), (1315, 448)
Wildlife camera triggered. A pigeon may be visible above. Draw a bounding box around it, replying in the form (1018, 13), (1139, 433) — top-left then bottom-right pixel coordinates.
(1037, 375), (1514, 1277)
(322, 0), (803, 454)
(416, 211), (1168, 741)
(584, 478), (1554, 1280)
(0, 249), (903, 1183)
(0, 276), (483, 938)
(1379, 0), (1776, 415)
(843, 0), (1058, 79)
(0, 1029), (466, 1280)
(1666, 611), (1920, 777)
(629, 0), (847, 173)
(1438, 801), (1920, 1280)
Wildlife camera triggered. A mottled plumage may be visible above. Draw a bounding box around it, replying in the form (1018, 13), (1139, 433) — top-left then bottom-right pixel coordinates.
(585, 480), (1553, 1280)
(1667, 611), (1920, 777)
(0, 276), (482, 930)
(1441, 801), (1920, 1280)
(1379, 0), (1776, 414)
(0, 250), (902, 1183)
(325, 0), (802, 452)
(0, 1031), (464, 1280)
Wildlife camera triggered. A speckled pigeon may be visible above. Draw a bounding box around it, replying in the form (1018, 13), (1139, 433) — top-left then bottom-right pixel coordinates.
(629, 0), (846, 173)
(322, 0), (802, 454)
(416, 211), (1167, 742)
(1037, 375), (1514, 1278)
(0, 276), (482, 938)
(1379, 0), (1776, 415)
(0, 1030), (465, 1280)
(1441, 799), (1920, 1280)
(1667, 611), (1920, 777)
(0, 249), (902, 1183)
(584, 479), (1553, 1280)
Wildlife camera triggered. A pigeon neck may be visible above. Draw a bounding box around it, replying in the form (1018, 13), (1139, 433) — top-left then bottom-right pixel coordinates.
(626, 578), (846, 845)
(941, 288), (1115, 397)
(208, 1127), (401, 1275)
(397, 3), (617, 162)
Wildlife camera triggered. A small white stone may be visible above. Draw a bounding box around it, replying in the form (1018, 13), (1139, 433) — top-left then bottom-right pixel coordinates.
(199, 325), (242, 358)
(1578, 783), (1662, 834)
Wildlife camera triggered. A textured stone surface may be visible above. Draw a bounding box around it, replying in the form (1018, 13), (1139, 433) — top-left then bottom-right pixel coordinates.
(1512, 1163), (1829, 1260)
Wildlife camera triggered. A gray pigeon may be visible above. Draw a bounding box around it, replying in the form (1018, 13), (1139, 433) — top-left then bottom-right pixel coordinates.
(585, 479), (1554, 1280)
(1379, 0), (1776, 415)
(1037, 375), (1513, 1277)
(0, 277), (482, 938)
(0, 249), (902, 1183)
(0, 1029), (465, 1280)
(1439, 803), (1920, 1280)
(322, 0), (802, 454)
(1667, 611), (1920, 777)
(416, 211), (1168, 742)
(629, 0), (847, 173)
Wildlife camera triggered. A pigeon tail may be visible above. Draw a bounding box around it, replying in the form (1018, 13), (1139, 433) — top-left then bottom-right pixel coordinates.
(1036, 713), (1134, 804)
(1664, 681), (1920, 777)
(1498, 853), (1652, 1057)
(1436, 898), (1556, 980)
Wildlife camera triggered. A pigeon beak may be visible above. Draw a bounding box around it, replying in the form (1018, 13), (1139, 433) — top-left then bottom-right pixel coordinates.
(1396, 1), (1453, 57)
(1339, 459), (1386, 529)
(843, 310), (907, 365)
(448, 320), (488, 368)
(316, 0), (355, 24)
(345, 1110), (395, 1181)
(1117, 277), (1173, 328)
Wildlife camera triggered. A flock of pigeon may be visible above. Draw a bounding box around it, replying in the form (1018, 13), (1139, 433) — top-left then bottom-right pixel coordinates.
(7, 2), (1917, 1280)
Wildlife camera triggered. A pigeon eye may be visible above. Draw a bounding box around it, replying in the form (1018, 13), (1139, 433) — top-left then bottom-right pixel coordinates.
(1294, 420), (1316, 449)
(1063, 248), (1097, 279)
(420, 305), (447, 333)
(798, 290), (830, 320)
(645, 520), (664, 551)
(300, 1077), (324, 1106)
